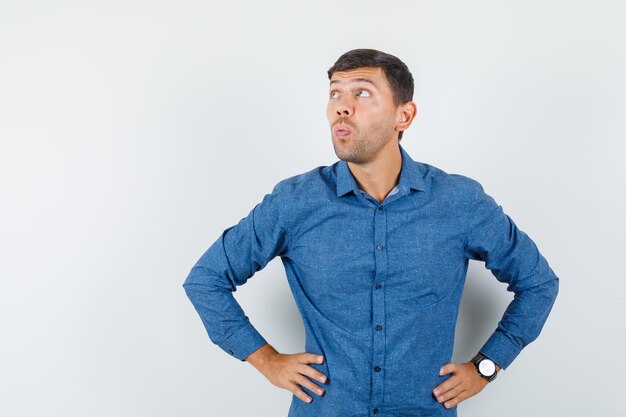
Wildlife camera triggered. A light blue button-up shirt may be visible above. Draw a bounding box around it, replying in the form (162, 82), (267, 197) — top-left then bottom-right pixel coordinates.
(183, 143), (559, 417)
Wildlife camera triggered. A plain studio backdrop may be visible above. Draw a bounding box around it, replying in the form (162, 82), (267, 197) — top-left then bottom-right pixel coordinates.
(1, 1), (624, 416)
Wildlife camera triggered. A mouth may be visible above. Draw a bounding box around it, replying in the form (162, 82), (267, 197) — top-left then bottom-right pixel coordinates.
(334, 125), (352, 137)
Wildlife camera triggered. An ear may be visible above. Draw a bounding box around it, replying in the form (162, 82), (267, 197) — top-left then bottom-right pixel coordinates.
(396, 101), (417, 132)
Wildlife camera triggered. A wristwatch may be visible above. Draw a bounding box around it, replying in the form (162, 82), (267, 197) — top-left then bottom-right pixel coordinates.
(471, 353), (498, 382)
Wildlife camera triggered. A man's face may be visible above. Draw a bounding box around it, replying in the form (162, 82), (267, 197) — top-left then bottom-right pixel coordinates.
(326, 66), (400, 164)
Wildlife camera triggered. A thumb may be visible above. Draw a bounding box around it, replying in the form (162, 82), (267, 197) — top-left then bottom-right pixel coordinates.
(440, 363), (456, 376)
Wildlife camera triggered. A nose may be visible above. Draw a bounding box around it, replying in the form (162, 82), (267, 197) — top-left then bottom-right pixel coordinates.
(335, 97), (353, 117)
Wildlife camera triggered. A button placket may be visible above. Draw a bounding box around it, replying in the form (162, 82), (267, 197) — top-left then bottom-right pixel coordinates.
(371, 203), (388, 414)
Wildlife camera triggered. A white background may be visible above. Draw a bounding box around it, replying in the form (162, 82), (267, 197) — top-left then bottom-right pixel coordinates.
(1, 1), (624, 416)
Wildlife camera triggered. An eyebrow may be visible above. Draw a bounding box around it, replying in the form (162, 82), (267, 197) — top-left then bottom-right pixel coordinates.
(329, 78), (378, 88)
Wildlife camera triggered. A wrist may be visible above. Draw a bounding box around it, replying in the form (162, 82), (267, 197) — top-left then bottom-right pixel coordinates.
(471, 353), (499, 382)
(246, 343), (279, 372)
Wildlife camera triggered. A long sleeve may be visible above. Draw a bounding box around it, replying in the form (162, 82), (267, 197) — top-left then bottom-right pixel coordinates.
(463, 180), (560, 370)
(182, 182), (290, 361)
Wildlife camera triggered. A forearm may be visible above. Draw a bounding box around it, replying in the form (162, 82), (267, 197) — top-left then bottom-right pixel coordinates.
(183, 265), (268, 361)
(479, 276), (559, 370)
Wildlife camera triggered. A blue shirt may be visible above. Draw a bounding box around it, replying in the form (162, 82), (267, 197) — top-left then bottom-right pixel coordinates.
(183, 143), (559, 417)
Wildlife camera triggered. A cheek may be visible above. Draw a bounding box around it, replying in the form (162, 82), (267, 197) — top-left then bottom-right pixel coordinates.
(364, 109), (393, 130)
(326, 107), (335, 123)
(364, 104), (388, 122)
(326, 101), (337, 115)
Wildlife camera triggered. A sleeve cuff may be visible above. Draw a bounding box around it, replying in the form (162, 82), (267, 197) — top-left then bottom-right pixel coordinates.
(478, 331), (522, 371)
(219, 321), (267, 362)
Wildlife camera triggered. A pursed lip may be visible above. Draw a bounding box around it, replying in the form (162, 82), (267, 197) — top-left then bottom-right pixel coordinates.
(334, 125), (352, 134)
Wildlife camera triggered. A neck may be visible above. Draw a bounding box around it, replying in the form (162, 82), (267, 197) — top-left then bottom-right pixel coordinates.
(347, 141), (402, 203)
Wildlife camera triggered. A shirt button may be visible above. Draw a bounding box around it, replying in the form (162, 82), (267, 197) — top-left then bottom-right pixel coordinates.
(374, 366), (381, 372)
(373, 408), (379, 414)
(375, 283), (382, 289)
(376, 244), (384, 251)
(376, 325), (382, 331)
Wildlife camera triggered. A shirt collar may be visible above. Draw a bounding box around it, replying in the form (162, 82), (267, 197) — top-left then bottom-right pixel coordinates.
(336, 143), (427, 197)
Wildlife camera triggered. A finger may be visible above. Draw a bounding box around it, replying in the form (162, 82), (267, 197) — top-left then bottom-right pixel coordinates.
(443, 390), (468, 409)
(297, 363), (328, 384)
(433, 374), (461, 397)
(295, 374), (326, 397)
(439, 363), (458, 376)
(288, 383), (314, 403)
(300, 353), (324, 365)
(436, 382), (464, 404)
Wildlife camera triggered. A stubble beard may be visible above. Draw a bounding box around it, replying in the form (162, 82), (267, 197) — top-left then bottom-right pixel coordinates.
(331, 123), (394, 165)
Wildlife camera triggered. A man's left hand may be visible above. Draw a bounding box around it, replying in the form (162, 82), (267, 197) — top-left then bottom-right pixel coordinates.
(432, 361), (499, 409)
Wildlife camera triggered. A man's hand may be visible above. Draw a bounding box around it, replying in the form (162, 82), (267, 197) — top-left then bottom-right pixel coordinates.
(246, 343), (328, 404)
(432, 361), (500, 409)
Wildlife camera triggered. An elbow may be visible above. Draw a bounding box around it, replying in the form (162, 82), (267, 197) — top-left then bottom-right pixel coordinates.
(182, 272), (198, 294)
(541, 275), (559, 306)
(552, 275), (559, 300)
(182, 279), (200, 303)
(539, 275), (559, 317)
(545, 270), (559, 303)
(182, 265), (235, 298)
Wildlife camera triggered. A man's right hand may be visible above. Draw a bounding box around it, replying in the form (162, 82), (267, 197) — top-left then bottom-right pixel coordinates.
(246, 343), (328, 404)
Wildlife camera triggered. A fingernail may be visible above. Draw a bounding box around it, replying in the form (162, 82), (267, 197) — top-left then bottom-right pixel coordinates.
(433, 389), (440, 395)
(317, 388), (324, 394)
(306, 396), (312, 402)
(320, 376), (327, 383)
(318, 356), (324, 363)
(439, 367), (444, 375)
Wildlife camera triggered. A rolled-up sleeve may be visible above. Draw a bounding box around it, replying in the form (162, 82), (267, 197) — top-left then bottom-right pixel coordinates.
(183, 182), (290, 361)
(463, 180), (559, 370)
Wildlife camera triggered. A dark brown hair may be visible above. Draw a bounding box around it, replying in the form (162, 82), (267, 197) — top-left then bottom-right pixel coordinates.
(327, 48), (414, 141)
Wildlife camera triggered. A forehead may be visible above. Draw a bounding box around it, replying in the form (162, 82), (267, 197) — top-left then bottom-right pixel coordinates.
(329, 67), (388, 87)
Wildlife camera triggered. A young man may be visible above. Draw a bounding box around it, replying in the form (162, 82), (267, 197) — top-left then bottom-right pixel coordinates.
(183, 48), (559, 417)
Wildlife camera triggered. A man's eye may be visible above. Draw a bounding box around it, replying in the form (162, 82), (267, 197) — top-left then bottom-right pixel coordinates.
(329, 89), (370, 99)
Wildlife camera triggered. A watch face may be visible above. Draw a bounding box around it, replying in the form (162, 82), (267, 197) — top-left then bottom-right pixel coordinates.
(478, 359), (496, 376)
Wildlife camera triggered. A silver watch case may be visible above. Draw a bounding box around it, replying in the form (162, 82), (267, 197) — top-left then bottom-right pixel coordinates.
(472, 354), (498, 382)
